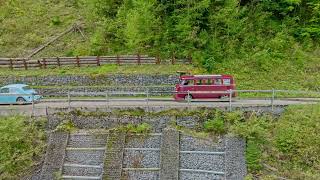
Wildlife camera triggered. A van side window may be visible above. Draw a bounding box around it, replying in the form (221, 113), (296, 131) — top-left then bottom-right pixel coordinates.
(0, 88), (9, 93)
(223, 79), (231, 85)
(207, 79), (213, 85)
(196, 79), (202, 85)
(183, 80), (194, 86)
(214, 79), (222, 85)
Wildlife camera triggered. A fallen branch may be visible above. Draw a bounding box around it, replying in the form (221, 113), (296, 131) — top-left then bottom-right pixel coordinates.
(26, 24), (81, 58)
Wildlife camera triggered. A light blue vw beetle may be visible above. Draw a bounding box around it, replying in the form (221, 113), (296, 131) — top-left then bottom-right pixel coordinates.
(0, 84), (42, 104)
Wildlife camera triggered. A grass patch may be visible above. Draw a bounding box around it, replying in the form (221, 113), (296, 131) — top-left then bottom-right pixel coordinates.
(117, 123), (152, 134)
(55, 120), (77, 132)
(229, 104), (320, 179)
(0, 116), (46, 179)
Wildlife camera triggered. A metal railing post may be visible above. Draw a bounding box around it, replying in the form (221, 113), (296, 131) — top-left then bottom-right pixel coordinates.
(67, 91), (71, 111)
(31, 94), (35, 117)
(271, 89), (275, 112)
(106, 92), (110, 111)
(229, 89), (232, 112)
(187, 90), (190, 109)
(146, 89), (149, 112)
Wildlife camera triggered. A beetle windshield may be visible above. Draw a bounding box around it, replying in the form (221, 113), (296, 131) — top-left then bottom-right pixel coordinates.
(22, 86), (32, 91)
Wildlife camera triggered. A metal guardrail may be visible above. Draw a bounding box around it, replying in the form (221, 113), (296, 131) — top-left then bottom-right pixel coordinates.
(0, 89), (319, 116)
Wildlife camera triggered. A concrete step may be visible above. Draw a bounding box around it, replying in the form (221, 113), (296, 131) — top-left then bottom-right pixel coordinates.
(62, 163), (103, 177)
(68, 133), (108, 148)
(65, 149), (105, 166)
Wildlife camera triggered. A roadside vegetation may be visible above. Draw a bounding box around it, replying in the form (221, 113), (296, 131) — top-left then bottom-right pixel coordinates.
(0, 116), (46, 179)
(205, 104), (320, 179)
(0, 64), (202, 76)
(1, 0), (319, 91)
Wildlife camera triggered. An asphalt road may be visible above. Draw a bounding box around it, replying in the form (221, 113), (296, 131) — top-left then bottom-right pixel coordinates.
(0, 98), (318, 116)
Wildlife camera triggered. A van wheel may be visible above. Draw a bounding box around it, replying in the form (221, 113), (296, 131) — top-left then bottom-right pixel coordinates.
(184, 94), (193, 101)
(220, 95), (229, 99)
(16, 97), (26, 105)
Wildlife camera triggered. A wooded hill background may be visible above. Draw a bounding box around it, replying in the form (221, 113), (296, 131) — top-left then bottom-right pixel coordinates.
(0, 0), (319, 90)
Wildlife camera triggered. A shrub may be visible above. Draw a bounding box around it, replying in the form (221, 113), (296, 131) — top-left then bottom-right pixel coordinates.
(120, 123), (152, 134)
(0, 116), (46, 179)
(55, 120), (76, 132)
(203, 118), (225, 134)
(246, 140), (263, 173)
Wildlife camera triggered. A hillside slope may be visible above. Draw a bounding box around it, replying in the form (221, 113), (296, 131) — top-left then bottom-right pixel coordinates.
(0, 0), (319, 91)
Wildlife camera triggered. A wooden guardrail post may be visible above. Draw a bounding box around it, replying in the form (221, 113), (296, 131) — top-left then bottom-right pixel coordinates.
(117, 55), (120, 65)
(188, 54), (192, 64)
(96, 56), (101, 66)
(156, 55), (160, 64)
(42, 58), (47, 69)
(9, 58), (13, 70)
(57, 57), (61, 67)
(23, 58), (28, 70)
(171, 52), (176, 65)
(137, 54), (141, 65)
(37, 60), (42, 69)
(76, 56), (80, 67)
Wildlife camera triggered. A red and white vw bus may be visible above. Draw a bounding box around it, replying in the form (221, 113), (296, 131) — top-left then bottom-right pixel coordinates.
(174, 75), (236, 101)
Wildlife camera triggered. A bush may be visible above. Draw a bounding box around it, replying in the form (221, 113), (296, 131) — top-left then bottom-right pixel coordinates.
(0, 116), (46, 179)
(246, 140), (263, 173)
(203, 118), (225, 134)
(273, 104), (320, 168)
(55, 120), (76, 132)
(120, 123), (152, 134)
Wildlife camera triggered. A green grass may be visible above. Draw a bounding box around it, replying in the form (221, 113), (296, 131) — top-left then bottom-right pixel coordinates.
(0, 116), (46, 179)
(228, 104), (320, 179)
(214, 56), (320, 92)
(0, 64), (203, 76)
(0, 0), (87, 58)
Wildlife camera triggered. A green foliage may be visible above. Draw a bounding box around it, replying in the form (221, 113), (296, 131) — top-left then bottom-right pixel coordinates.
(119, 123), (152, 134)
(246, 140), (263, 173)
(0, 116), (46, 179)
(1, 0), (320, 92)
(273, 104), (320, 169)
(228, 104), (320, 179)
(203, 117), (225, 134)
(51, 16), (62, 26)
(55, 120), (76, 132)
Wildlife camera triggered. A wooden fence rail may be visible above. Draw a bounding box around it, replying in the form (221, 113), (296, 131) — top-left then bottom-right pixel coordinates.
(0, 55), (191, 70)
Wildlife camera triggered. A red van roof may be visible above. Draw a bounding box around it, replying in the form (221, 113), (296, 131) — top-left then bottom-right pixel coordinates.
(180, 75), (233, 80)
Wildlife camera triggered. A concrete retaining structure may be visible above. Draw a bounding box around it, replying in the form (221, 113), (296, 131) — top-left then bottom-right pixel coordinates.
(39, 111), (247, 180)
(160, 128), (180, 180)
(40, 131), (69, 180)
(0, 74), (179, 87)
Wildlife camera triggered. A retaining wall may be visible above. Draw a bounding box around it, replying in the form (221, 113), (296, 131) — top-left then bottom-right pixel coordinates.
(0, 74), (179, 86)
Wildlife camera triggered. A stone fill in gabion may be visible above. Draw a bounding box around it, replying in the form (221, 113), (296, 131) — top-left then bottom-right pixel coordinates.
(180, 134), (225, 151)
(0, 74), (179, 86)
(225, 137), (247, 180)
(64, 150), (105, 166)
(179, 171), (224, 180)
(122, 171), (160, 180)
(125, 135), (161, 148)
(68, 134), (108, 148)
(180, 153), (224, 171)
(123, 150), (160, 168)
(62, 165), (102, 177)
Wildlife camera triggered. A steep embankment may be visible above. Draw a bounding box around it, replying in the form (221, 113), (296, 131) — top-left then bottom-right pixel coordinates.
(1, 0), (319, 91)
